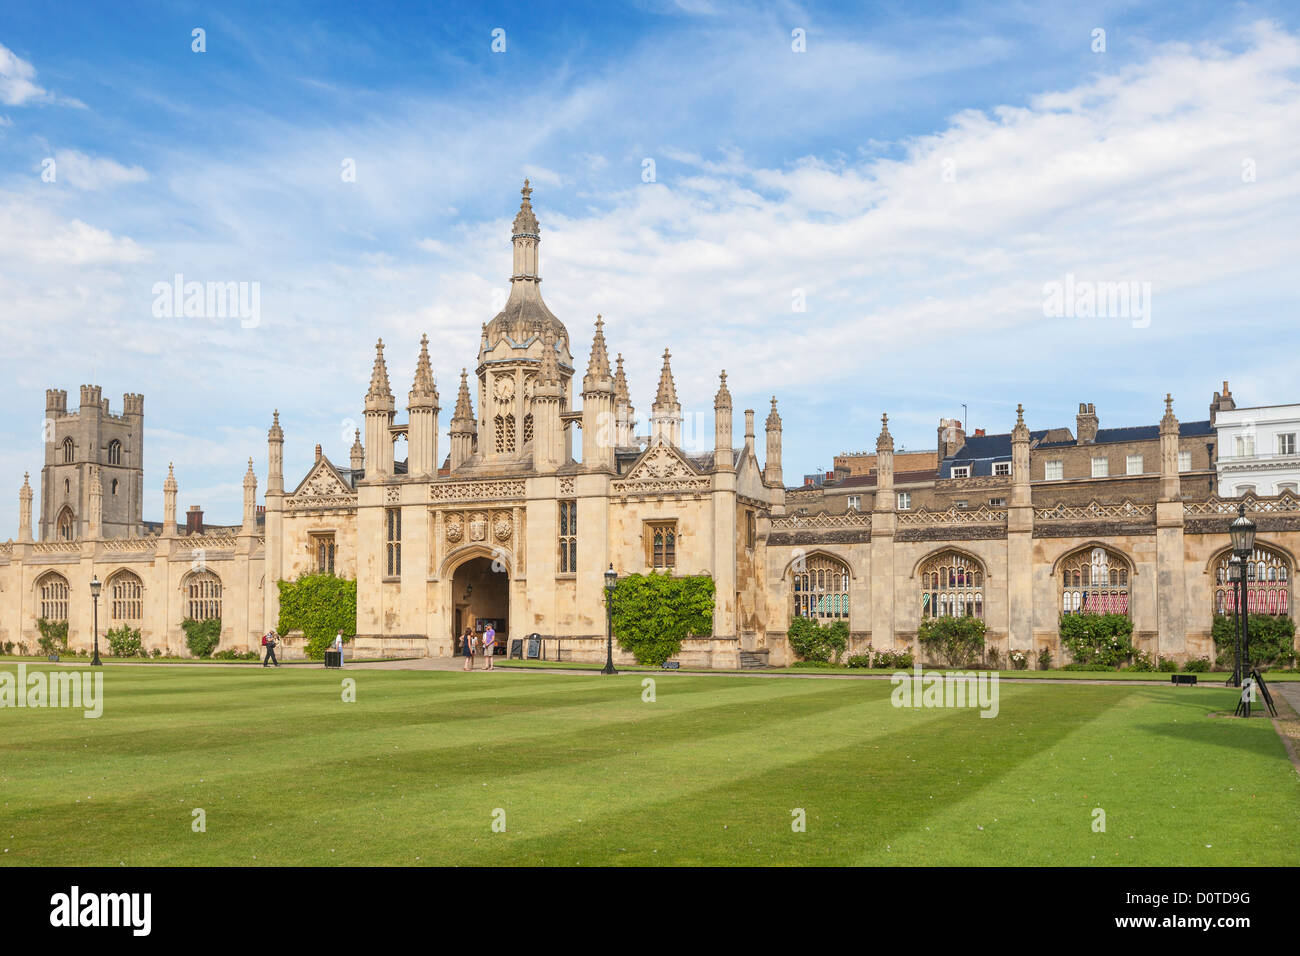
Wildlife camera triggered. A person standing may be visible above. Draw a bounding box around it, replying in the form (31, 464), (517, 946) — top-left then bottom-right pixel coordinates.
(482, 623), (496, 670)
(334, 629), (345, 668)
(461, 626), (476, 671)
(263, 630), (280, 667)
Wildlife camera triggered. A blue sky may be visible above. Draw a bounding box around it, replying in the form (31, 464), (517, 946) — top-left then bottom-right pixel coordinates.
(3, 0), (1300, 530)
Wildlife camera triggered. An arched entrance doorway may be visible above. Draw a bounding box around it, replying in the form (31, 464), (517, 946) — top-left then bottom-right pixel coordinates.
(450, 556), (510, 656)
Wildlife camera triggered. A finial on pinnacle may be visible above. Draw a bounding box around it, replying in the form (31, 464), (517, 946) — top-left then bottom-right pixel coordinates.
(1016, 403), (1025, 424)
(595, 314), (603, 330)
(663, 348), (671, 362)
(882, 413), (889, 427)
(421, 333), (429, 347)
(1165, 392), (1173, 410)
(720, 370), (727, 384)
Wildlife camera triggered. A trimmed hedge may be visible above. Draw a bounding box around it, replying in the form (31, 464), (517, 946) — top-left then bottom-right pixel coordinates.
(609, 572), (714, 666)
(278, 573), (357, 660)
(1059, 613), (1135, 669)
(1211, 614), (1296, 669)
(917, 615), (986, 667)
(182, 617), (222, 658)
(787, 616), (849, 664)
(106, 625), (143, 657)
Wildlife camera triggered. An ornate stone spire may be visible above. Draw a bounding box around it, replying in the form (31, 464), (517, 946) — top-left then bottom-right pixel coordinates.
(242, 457), (258, 532)
(350, 429), (364, 472)
(452, 368), (475, 421)
(764, 396), (783, 486)
(714, 370), (732, 410)
(655, 349), (679, 407)
(614, 353), (630, 405)
(876, 413), (894, 453)
(163, 463), (178, 536)
(538, 329), (562, 386)
(766, 395), (781, 430)
(18, 472), (32, 541)
(584, 315), (612, 383)
(1011, 402), (1030, 442)
(512, 178), (539, 237)
(268, 409), (283, 442)
(651, 349), (683, 445)
(410, 334), (439, 407)
(366, 338), (393, 405)
(1160, 393), (1178, 430)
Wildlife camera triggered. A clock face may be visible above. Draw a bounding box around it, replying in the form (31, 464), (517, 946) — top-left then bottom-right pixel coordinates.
(493, 375), (515, 402)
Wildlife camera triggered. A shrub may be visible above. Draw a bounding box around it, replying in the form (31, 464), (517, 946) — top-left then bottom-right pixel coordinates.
(278, 573), (358, 660)
(1157, 656), (1178, 672)
(846, 654), (873, 669)
(1009, 650), (1028, 670)
(213, 648), (259, 661)
(1210, 614), (1296, 670)
(106, 625), (142, 658)
(1062, 662), (1116, 671)
(0, 641), (13, 655)
(1183, 656), (1211, 673)
(1058, 613), (1135, 669)
(1128, 650), (1155, 672)
(608, 572), (714, 666)
(791, 659), (836, 669)
(985, 646), (1001, 669)
(917, 615), (986, 667)
(36, 618), (69, 656)
(181, 618), (222, 658)
(1037, 646), (1053, 670)
(787, 616), (850, 664)
(873, 649), (914, 670)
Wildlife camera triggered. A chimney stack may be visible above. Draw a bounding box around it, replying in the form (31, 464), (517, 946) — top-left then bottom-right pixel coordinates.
(1076, 402), (1098, 444)
(186, 506), (204, 535)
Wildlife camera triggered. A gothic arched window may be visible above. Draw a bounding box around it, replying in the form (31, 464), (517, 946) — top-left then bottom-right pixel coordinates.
(1213, 545), (1291, 616)
(791, 553), (851, 622)
(523, 413), (534, 445)
(62, 438), (74, 463)
(920, 550), (985, 619)
(110, 570), (144, 621)
(108, 440), (122, 465)
(185, 570), (222, 621)
(1060, 546), (1131, 616)
(56, 506), (75, 541)
(38, 572), (70, 622)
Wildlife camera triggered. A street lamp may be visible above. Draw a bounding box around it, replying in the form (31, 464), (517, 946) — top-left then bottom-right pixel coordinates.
(89, 575), (102, 667)
(1230, 503), (1257, 688)
(1227, 554), (1243, 687)
(602, 564), (618, 675)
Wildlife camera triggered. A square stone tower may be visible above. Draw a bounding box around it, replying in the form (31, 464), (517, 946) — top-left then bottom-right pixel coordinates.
(40, 385), (144, 541)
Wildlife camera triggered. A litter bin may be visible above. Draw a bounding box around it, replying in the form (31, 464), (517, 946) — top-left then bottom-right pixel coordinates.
(324, 649), (342, 669)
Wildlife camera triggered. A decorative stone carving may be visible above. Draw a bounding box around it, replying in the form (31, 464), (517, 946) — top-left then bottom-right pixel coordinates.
(470, 512), (487, 542)
(429, 479), (526, 503)
(493, 512), (512, 541)
(445, 514), (463, 542)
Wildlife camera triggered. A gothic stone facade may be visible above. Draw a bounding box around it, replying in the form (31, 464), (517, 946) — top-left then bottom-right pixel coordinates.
(2, 184), (1294, 666)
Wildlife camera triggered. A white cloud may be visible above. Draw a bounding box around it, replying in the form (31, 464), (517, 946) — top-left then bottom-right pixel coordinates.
(0, 42), (82, 107)
(50, 150), (148, 190)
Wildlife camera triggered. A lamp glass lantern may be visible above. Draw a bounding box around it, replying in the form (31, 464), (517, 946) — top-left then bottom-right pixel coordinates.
(604, 564), (618, 592)
(90, 576), (102, 599)
(1228, 554), (1243, 582)
(1229, 504), (1257, 555)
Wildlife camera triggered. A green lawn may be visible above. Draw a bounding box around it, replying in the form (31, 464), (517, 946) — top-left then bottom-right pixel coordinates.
(1, 663), (1297, 865)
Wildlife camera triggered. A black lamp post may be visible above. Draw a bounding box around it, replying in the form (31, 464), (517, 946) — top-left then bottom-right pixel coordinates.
(89, 575), (102, 667)
(1227, 554), (1243, 687)
(1229, 503), (1257, 689)
(602, 564), (618, 675)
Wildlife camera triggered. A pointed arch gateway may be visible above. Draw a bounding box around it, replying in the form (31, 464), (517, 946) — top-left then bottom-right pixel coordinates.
(445, 547), (511, 656)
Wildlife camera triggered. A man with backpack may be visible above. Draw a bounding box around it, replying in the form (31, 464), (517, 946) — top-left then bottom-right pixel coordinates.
(262, 630), (280, 667)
